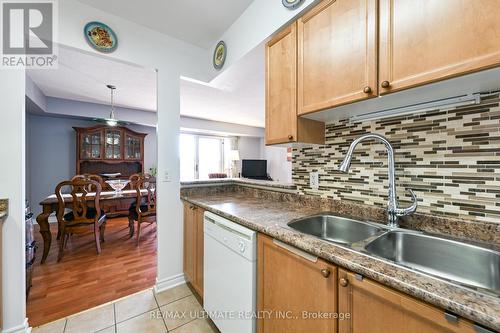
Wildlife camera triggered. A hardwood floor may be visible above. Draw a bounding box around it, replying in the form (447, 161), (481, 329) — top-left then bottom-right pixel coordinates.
(27, 217), (157, 327)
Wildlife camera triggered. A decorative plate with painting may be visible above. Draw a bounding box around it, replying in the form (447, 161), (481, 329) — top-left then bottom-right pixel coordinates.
(213, 41), (227, 70)
(282, 0), (304, 9)
(84, 21), (118, 53)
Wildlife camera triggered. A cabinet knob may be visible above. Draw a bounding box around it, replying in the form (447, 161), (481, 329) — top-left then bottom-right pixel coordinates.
(339, 278), (349, 287)
(381, 80), (391, 88)
(363, 86), (372, 94)
(288, 135), (294, 141)
(320, 269), (331, 278)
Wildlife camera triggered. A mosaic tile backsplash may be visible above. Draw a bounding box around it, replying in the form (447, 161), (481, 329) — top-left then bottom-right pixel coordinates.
(292, 93), (500, 224)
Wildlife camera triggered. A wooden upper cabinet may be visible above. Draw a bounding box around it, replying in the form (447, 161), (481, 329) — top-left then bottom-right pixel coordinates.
(338, 269), (476, 333)
(265, 23), (325, 145)
(266, 23), (299, 145)
(257, 234), (337, 333)
(379, 0), (500, 94)
(297, 0), (378, 115)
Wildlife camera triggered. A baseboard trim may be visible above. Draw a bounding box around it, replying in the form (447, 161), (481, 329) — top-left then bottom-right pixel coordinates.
(2, 318), (31, 333)
(154, 273), (186, 293)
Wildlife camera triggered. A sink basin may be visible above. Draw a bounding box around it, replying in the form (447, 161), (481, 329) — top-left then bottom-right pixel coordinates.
(365, 230), (500, 292)
(287, 214), (384, 245)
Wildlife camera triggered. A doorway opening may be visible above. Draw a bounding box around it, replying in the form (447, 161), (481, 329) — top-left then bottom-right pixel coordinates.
(25, 44), (158, 326)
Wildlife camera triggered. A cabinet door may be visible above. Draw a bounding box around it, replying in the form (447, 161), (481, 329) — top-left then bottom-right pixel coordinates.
(338, 269), (475, 333)
(257, 234), (337, 333)
(193, 206), (204, 299)
(265, 23), (298, 145)
(125, 133), (142, 160)
(379, 0), (500, 94)
(183, 203), (195, 284)
(297, 0), (377, 115)
(80, 129), (103, 160)
(104, 129), (122, 159)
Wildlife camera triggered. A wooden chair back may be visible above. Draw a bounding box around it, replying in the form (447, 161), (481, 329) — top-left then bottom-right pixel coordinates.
(134, 174), (156, 217)
(129, 173), (152, 190)
(55, 178), (102, 226)
(71, 174), (103, 192)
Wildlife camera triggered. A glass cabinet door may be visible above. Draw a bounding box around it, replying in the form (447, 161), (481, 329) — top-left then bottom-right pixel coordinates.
(81, 131), (102, 159)
(125, 134), (142, 160)
(105, 129), (122, 159)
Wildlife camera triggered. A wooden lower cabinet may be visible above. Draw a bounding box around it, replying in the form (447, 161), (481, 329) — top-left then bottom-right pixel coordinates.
(338, 269), (476, 333)
(182, 202), (204, 299)
(257, 234), (337, 333)
(194, 206), (204, 297)
(257, 235), (480, 333)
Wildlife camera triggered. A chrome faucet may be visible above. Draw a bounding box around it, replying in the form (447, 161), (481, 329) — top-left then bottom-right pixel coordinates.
(337, 133), (417, 228)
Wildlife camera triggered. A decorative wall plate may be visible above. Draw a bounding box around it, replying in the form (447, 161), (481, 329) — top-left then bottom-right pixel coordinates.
(213, 41), (227, 70)
(84, 21), (118, 53)
(282, 0), (305, 9)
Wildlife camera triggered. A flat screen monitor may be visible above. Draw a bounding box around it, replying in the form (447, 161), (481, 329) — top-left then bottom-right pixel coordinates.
(241, 159), (267, 179)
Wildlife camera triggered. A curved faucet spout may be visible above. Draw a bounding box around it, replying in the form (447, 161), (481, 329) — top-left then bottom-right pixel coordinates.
(337, 133), (394, 172)
(336, 133), (417, 228)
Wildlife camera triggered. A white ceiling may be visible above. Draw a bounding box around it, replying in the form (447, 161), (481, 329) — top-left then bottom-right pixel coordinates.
(180, 44), (265, 127)
(28, 46), (157, 111)
(77, 0), (254, 49)
(28, 44), (265, 128)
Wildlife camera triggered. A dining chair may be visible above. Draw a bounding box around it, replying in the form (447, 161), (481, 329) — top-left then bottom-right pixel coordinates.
(71, 174), (104, 192)
(128, 174), (156, 246)
(208, 173), (228, 179)
(55, 178), (107, 261)
(128, 173), (151, 190)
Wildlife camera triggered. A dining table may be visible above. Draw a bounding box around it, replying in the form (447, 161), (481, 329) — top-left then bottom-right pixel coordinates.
(37, 189), (148, 263)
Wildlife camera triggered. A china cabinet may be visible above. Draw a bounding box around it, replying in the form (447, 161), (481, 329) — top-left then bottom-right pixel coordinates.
(74, 126), (146, 179)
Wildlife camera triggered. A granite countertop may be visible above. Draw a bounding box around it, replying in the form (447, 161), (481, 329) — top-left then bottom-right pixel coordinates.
(0, 199), (7, 222)
(181, 190), (500, 331)
(180, 178), (297, 191)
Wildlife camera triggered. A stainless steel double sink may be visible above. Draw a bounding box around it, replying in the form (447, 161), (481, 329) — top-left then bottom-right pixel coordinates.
(287, 214), (500, 293)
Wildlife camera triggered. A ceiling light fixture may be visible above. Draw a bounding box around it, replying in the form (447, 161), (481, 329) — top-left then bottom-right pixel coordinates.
(106, 84), (118, 126)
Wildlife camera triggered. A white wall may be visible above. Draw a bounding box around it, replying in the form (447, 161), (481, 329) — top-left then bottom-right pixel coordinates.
(237, 137), (292, 182)
(260, 139), (292, 183)
(1, 70), (29, 332)
(55, 1), (211, 324)
(25, 113), (157, 216)
(181, 116), (264, 137)
(208, 0), (320, 80)
(2, 0), (210, 330)
(239, 137), (262, 160)
(3, 0), (314, 329)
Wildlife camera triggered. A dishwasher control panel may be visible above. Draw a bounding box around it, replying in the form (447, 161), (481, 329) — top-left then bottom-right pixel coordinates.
(204, 211), (257, 262)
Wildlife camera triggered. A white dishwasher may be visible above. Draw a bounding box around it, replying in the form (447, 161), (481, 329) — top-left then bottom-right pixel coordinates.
(204, 211), (257, 333)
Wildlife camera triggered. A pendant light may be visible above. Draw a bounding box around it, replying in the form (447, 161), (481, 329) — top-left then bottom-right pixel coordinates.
(106, 84), (118, 126)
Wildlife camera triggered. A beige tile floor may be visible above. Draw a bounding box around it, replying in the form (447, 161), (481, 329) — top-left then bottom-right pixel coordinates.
(32, 284), (219, 333)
